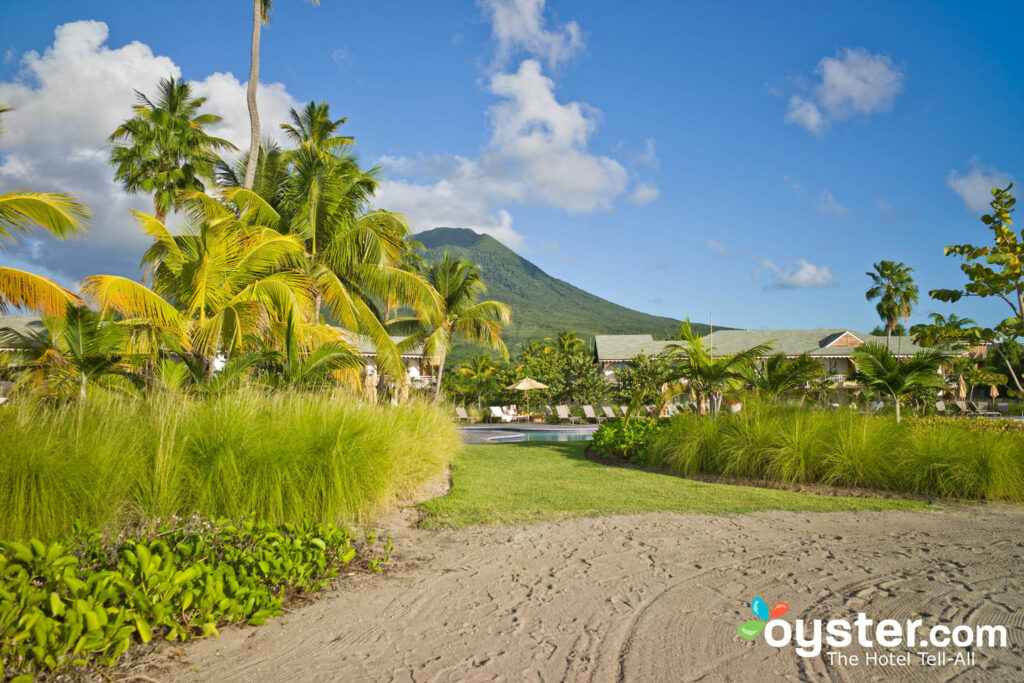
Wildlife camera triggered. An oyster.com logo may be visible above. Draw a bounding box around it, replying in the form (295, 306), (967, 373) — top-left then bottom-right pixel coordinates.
(737, 596), (789, 639)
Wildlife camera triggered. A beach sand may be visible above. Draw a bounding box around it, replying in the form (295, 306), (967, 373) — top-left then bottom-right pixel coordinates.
(155, 500), (1024, 682)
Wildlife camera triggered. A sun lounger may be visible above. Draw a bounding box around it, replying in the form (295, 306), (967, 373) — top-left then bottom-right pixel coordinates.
(455, 406), (474, 422)
(490, 406), (513, 423)
(968, 401), (999, 417)
(602, 406), (617, 420)
(619, 405), (629, 417)
(954, 400), (977, 416)
(556, 405), (581, 424)
(582, 405), (605, 423)
(935, 400), (950, 416)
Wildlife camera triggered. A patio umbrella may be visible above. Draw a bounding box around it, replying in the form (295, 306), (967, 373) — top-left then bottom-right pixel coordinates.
(397, 372), (412, 405)
(990, 384), (1000, 401)
(506, 377), (548, 416)
(957, 375), (967, 401)
(363, 370), (378, 404)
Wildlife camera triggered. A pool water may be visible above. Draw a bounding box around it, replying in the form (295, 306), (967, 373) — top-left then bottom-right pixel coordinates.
(489, 430), (594, 443)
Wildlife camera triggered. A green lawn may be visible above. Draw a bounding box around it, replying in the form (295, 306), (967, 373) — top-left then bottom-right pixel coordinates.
(418, 442), (930, 528)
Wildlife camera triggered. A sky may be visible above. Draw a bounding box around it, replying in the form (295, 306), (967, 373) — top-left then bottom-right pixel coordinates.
(1, 0), (1022, 333)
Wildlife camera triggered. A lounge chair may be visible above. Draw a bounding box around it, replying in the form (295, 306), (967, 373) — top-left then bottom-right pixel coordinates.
(602, 406), (618, 420)
(954, 400), (976, 416)
(968, 401), (999, 418)
(997, 403), (1010, 415)
(556, 405), (581, 424)
(455, 406), (474, 422)
(544, 405), (554, 416)
(935, 400), (950, 416)
(619, 405), (630, 417)
(582, 405), (605, 423)
(505, 405), (529, 422)
(490, 406), (513, 423)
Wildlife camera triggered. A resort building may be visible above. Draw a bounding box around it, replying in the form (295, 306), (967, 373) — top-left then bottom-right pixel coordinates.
(594, 329), (958, 380)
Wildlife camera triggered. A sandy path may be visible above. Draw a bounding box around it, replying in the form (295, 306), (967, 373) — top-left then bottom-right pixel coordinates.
(159, 505), (1024, 682)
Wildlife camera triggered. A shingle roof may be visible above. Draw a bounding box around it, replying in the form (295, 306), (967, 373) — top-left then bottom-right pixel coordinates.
(702, 329), (929, 357)
(594, 328), (932, 361)
(0, 316), (46, 349)
(594, 334), (674, 361)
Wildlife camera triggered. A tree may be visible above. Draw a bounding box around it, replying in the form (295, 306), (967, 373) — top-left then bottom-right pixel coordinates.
(740, 353), (825, 401)
(408, 253), (511, 401)
(244, 0), (320, 189)
(910, 313), (978, 349)
(931, 185), (1024, 392)
(0, 105), (90, 316)
(849, 342), (946, 423)
(664, 320), (770, 417)
(0, 304), (135, 400)
(614, 353), (677, 422)
(560, 350), (609, 406)
(550, 330), (584, 354)
(80, 190), (312, 372)
(865, 260), (918, 347)
(458, 354), (500, 408)
(869, 323), (906, 337)
(251, 310), (361, 388)
(109, 77), (235, 222)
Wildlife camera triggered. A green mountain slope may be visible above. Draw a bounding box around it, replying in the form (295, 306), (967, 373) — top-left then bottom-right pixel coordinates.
(416, 227), (709, 361)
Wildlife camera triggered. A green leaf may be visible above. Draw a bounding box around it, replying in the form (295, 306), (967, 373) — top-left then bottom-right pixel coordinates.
(737, 620), (765, 639)
(135, 614), (152, 643)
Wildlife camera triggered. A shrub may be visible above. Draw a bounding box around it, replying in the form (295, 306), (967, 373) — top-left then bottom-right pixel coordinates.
(0, 517), (390, 678)
(641, 403), (1024, 501)
(590, 418), (663, 459)
(0, 390), (461, 540)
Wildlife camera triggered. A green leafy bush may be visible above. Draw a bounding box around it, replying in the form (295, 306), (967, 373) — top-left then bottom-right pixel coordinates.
(0, 517), (388, 678)
(590, 418), (663, 459)
(638, 403), (1024, 500)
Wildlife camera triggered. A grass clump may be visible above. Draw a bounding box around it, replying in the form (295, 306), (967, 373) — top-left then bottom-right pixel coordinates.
(419, 442), (926, 528)
(639, 402), (1024, 501)
(0, 390), (461, 540)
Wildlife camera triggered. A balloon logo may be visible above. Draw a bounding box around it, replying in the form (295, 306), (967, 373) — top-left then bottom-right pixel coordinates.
(737, 597), (789, 640)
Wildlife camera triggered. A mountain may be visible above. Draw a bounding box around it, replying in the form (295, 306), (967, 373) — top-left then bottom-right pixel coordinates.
(415, 227), (710, 362)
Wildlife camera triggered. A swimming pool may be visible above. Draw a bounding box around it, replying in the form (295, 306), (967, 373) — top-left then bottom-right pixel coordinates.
(487, 429), (594, 443)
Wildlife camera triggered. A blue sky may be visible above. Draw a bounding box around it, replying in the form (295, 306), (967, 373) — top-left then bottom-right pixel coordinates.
(1, 1), (1022, 333)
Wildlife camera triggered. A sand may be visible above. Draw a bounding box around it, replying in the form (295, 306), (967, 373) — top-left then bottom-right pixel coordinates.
(156, 501), (1024, 682)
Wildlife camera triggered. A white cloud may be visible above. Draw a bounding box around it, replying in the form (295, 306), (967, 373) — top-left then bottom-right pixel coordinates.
(0, 21), (300, 283)
(629, 181), (659, 205)
(785, 48), (904, 135)
(479, 0), (583, 69)
(706, 239), (730, 255)
(815, 190), (854, 219)
(632, 137), (659, 170)
(947, 157), (1015, 213)
(761, 259), (835, 289)
(784, 96), (825, 136)
(331, 48), (355, 70)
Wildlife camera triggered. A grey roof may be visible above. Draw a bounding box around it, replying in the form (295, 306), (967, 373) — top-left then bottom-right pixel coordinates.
(702, 329), (929, 357)
(594, 334), (674, 362)
(0, 316), (45, 337)
(595, 328), (934, 361)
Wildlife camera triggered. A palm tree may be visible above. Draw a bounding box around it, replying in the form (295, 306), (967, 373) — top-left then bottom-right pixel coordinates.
(741, 353), (825, 401)
(849, 342), (945, 423)
(0, 105), (90, 316)
(80, 190), (312, 372)
(458, 354), (499, 408)
(0, 304), (134, 400)
(244, 0), (320, 189)
(865, 260), (919, 348)
(251, 310), (361, 388)
(109, 77), (235, 223)
(224, 102), (441, 378)
(552, 330), (584, 354)
(664, 319), (771, 416)
(404, 253), (511, 400)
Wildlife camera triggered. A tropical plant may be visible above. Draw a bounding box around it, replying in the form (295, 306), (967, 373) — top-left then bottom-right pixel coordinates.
(404, 253), (511, 400)
(0, 105), (90, 316)
(740, 353), (826, 400)
(0, 304), (135, 400)
(80, 190), (311, 372)
(458, 354), (500, 408)
(664, 319), (771, 417)
(243, 0), (320, 189)
(109, 78), (235, 223)
(550, 330), (584, 354)
(849, 342), (946, 423)
(865, 260), (919, 347)
(613, 353), (676, 420)
(251, 310), (361, 388)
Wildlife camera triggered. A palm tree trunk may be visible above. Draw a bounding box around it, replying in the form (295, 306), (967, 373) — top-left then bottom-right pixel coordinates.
(243, 0), (262, 190)
(434, 356), (446, 402)
(154, 196), (166, 225)
(886, 320), (894, 348)
(79, 375), (87, 401)
(895, 397), (901, 424)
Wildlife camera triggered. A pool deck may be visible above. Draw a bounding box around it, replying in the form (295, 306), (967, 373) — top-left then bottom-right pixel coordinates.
(460, 423), (599, 444)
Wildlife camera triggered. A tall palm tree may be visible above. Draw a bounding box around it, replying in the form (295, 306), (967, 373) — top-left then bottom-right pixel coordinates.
(244, 0), (320, 189)
(0, 105), (90, 316)
(109, 77), (235, 223)
(404, 253), (511, 400)
(224, 102), (441, 378)
(849, 342), (945, 423)
(552, 330), (584, 354)
(865, 260), (919, 348)
(740, 353), (825, 401)
(664, 319), (771, 416)
(80, 190), (313, 372)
